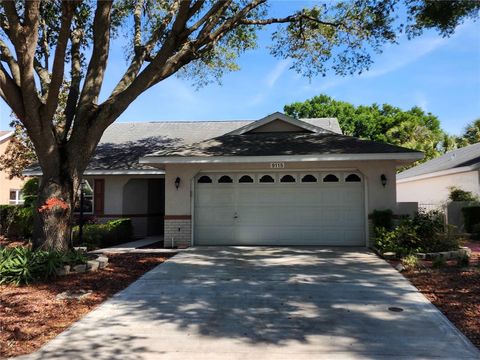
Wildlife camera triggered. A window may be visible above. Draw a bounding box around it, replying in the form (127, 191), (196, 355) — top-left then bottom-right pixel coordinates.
(280, 175), (296, 183)
(198, 175), (212, 183)
(301, 174), (317, 183)
(74, 179), (94, 214)
(345, 174), (361, 182)
(239, 175), (254, 183)
(218, 175), (233, 183)
(323, 174), (339, 182)
(259, 175), (274, 183)
(9, 189), (24, 205)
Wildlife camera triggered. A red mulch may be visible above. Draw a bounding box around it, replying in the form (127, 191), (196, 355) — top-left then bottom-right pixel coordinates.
(403, 267), (480, 349)
(0, 252), (173, 358)
(389, 242), (480, 350)
(0, 236), (30, 249)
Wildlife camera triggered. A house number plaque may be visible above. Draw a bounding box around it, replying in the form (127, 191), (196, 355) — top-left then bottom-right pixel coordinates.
(270, 162), (285, 169)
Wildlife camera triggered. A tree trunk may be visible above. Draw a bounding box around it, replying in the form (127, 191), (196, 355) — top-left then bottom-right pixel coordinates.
(32, 168), (79, 251)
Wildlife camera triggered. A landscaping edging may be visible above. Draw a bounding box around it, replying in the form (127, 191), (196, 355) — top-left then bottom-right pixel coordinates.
(375, 246), (471, 260)
(416, 247), (471, 260)
(57, 255), (109, 276)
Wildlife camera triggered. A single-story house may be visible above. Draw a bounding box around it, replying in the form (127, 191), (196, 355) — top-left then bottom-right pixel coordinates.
(0, 131), (25, 205)
(397, 142), (480, 206)
(25, 112), (422, 247)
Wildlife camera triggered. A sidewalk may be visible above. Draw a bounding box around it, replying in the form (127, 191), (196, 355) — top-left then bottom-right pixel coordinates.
(90, 236), (181, 255)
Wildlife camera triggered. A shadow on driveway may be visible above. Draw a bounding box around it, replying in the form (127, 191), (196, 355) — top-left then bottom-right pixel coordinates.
(24, 247), (480, 360)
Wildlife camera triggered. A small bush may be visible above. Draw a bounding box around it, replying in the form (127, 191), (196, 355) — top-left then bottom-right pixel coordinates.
(401, 254), (419, 271)
(72, 218), (133, 249)
(374, 210), (458, 255)
(456, 254), (470, 268)
(0, 247), (86, 285)
(22, 178), (39, 197)
(432, 256), (447, 268)
(0, 205), (34, 238)
(462, 206), (480, 233)
(448, 187), (478, 202)
(371, 209), (394, 231)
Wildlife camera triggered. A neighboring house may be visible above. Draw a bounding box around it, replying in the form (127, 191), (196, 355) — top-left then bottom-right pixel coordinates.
(25, 112), (422, 246)
(0, 131), (25, 205)
(397, 142), (480, 206)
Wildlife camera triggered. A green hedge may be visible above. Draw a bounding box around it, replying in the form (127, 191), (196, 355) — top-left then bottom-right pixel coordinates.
(73, 218), (133, 249)
(462, 206), (480, 233)
(0, 205), (34, 238)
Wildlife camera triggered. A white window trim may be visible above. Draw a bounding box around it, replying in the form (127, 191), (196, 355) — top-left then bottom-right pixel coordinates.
(9, 189), (24, 205)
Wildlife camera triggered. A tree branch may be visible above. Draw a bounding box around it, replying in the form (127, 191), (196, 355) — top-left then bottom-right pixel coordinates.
(0, 38), (20, 86)
(77, 1), (113, 115)
(0, 63), (24, 119)
(133, 0), (144, 54)
(1, 1), (22, 47)
(63, 28), (83, 141)
(33, 57), (50, 96)
(42, 1), (76, 124)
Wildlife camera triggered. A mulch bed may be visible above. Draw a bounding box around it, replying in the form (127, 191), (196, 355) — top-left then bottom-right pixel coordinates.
(403, 267), (480, 349)
(0, 252), (174, 358)
(391, 242), (480, 350)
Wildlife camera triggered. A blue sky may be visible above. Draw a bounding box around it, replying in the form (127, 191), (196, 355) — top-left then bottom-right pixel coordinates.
(0, 2), (479, 136)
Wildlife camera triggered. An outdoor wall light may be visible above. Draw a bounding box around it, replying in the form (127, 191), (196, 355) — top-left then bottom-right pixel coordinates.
(381, 174), (387, 187)
(175, 177), (181, 190)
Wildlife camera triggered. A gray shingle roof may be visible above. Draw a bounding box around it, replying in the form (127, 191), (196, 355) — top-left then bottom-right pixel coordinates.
(397, 142), (480, 180)
(145, 132), (421, 158)
(24, 118), (341, 174)
(88, 118), (342, 170)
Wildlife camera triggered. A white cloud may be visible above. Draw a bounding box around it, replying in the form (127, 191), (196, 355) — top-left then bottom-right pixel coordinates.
(265, 59), (291, 88)
(247, 59), (291, 106)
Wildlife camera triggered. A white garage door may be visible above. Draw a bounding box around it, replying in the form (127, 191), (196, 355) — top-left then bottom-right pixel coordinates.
(194, 172), (365, 246)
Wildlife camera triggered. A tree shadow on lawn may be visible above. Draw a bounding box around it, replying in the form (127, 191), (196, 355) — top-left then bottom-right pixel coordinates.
(28, 247), (479, 360)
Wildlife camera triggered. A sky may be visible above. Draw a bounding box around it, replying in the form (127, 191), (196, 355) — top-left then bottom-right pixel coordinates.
(0, 2), (479, 136)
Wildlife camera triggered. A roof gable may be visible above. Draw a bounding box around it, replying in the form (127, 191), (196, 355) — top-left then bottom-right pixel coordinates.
(225, 112), (328, 135)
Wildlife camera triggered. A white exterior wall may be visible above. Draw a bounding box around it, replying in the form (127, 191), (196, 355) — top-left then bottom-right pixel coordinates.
(397, 170), (480, 205)
(164, 160), (398, 247)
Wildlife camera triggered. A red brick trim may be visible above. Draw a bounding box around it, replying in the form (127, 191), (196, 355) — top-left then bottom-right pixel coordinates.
(164, 215), (192, 220)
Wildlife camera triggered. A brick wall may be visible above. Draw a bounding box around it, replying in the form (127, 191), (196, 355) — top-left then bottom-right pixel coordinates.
(164, 218), (191, 248)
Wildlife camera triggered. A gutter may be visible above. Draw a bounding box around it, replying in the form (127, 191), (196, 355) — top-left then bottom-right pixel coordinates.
(397, 163), (480, 183)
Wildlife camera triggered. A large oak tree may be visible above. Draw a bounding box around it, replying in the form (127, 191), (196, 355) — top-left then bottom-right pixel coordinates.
(0, 0), (478, 251)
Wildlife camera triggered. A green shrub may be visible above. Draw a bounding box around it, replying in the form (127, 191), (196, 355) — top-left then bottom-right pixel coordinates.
(374, 210), (458, 255)
(462, 206), (480, 233)
(0, 247), (86, 285)
(371, 209), (394, 231)
(0, 205), (34, 238)
(22, 178), (39, 197)
(401, 254), (419, 271)
(72, 218), (133, 249)
(448, 187), (478, 202)
(432, 256), (446, 268)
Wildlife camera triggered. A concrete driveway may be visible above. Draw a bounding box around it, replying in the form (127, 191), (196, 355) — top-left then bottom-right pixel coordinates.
(25, 247), (479, 359)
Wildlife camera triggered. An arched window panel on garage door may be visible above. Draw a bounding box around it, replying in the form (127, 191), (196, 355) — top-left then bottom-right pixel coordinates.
(218, 175), (233, 183)
(345, 173), (362, 182)
(280, 174), (296, 183)
(301, 174), (318, 183)
(197, 175), (213, 183)
(323, 174), (339, 182)
(239, 175), (254, 183)
(259, 174), (275, 183)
